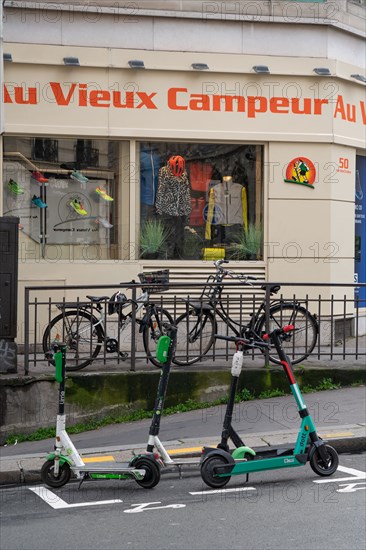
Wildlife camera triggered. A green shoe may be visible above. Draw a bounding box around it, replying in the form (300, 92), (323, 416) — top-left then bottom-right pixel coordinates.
(8, 179), (25, 195)
(70, 199), (88, 216)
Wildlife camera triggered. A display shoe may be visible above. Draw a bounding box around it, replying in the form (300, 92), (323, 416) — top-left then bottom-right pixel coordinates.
(32, 195), (47, 208)
(31, 170), (49, 183)
(70, 170), (89, 184)
(8, 179), (25, 195)
(70, 199), (88, 216)
(96, 217), (113, 229)
(95, 187), (114, 201)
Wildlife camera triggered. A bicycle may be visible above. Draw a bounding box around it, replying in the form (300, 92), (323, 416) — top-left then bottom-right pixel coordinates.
(42, 270), (173, 371)
(173, 260), (318, 366)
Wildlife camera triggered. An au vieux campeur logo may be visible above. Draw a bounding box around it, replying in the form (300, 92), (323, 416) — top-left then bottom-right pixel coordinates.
(284, 157), (316, 189)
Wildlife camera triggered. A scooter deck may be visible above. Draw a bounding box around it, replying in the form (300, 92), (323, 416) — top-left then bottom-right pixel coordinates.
(203, 445), (297, 459)
(76, 462), (145, 481)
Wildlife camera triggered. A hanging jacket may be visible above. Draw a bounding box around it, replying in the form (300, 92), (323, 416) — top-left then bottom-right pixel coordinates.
(205, 181), (248, 239)
(155, 166), (192, 216)
(140, 147), (161, 206)
(189, 161), (213, 192)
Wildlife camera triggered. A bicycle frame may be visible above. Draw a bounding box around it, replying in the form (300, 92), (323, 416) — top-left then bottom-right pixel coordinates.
(175, 260), (318, 366)
(61, 290), (150, 341)
(216, 293), (305, 338)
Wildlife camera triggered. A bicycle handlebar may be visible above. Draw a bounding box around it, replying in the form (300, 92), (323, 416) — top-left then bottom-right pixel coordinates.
(212, 260), (258, 285)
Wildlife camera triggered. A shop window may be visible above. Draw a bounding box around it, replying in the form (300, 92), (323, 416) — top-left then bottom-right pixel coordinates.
(2, 137), (126, 261)
(137, 142), (263, 261)
(32, 139), (58, 163)
(74, 139), (99, 168)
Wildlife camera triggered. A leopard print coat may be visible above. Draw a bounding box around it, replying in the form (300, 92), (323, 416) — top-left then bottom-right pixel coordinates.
(155, 166), (192, 216)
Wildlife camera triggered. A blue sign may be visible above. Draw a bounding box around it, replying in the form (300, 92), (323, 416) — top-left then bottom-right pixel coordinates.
(355, 156), (366, 307)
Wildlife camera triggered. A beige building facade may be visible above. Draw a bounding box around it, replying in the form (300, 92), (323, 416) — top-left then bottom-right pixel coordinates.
(0, 1), (365, 329)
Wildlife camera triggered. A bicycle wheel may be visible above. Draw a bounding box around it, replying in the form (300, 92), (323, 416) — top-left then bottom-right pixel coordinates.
(42, 310), (104, 371)
(142, 307), (174, 368)
(256, 304), (318, 365)
(173, 310), (216, 366)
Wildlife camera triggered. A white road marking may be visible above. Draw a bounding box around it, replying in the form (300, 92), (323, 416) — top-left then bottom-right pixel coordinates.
(190, 487), (256, 496)
(28, 486), (122, 509)
(124, 502), (186, 513)
(337, 482), (366, 493)
(313, 465), (366, 484)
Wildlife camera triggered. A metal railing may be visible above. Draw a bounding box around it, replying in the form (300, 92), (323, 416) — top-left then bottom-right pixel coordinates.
(22, 280), (366, 375)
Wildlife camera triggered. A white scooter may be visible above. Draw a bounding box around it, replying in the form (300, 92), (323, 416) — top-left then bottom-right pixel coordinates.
(41, 343), (161, 489)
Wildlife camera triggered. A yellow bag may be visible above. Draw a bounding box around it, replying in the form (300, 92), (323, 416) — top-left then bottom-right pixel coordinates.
(202, 247), (225, 261)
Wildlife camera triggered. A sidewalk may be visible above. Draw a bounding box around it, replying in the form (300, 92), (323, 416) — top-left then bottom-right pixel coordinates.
(1, 387), (365, 486)
(5, 333), (366, 376)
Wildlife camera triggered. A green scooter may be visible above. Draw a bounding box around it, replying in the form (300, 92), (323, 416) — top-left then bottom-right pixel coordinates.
(200, 326), (339, 488)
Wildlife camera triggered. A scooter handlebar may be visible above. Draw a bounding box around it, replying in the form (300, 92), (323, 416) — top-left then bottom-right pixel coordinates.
(262, 324), (295, 341)
(214, 334), (270, 350)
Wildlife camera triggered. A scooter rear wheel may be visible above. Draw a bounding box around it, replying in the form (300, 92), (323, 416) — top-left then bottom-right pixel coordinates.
(133, 458), (161, 489)
(201, 455), (231, 488)
(310, 444), (339, 476)
(41, 459), (71, 488)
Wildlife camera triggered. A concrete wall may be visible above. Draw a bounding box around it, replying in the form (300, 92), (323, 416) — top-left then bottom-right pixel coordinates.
(1, 366), (365, 443)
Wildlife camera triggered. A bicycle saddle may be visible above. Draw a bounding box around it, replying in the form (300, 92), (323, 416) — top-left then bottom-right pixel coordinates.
(260, 284), (281, 295)
(86, 295), (110, 302)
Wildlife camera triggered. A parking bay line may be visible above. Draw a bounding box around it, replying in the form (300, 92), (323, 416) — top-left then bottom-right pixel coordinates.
(28, 486), (122, 509)
(189, 487), (256, 496)
(313, 465), (366, 484)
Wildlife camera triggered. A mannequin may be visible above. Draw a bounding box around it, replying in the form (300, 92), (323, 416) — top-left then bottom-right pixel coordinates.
(155, 155), (192, 259)
(205, 175), (248, 240)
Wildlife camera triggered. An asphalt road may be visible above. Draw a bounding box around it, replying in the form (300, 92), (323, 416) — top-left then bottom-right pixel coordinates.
(1, 453), (365, 550)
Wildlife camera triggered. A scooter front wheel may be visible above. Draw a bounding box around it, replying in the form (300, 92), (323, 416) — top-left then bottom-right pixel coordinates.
(310, 444), (339, 477)
(41, 459), (71, 488)
(201, 455), (231, 488)
(133, 458), (161, 489)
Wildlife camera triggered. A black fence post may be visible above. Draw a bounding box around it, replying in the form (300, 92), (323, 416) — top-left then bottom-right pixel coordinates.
(264, 284), (271, 366)
(130, 281), (137, 372)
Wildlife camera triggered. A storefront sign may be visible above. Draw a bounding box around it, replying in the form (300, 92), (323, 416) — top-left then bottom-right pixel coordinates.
(3, 83), (366, 123)
(284, 157), (316, 188)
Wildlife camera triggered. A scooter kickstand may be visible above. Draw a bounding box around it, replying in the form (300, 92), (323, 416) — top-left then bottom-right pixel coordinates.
(246, 473), (249, 483)
(177, 464), (183, 480)
(78, 473), (87, 490)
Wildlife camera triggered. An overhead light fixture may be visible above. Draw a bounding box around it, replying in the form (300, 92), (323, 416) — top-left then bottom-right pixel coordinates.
(313, 67), (331, 76)
(351, 73), (366, 83)
(253, 65), (270, 74)
(191, 63), (209, 70)
(3, 53), (13, 62)
(63, 57), (80, 66)
(128, 60), (145, 69)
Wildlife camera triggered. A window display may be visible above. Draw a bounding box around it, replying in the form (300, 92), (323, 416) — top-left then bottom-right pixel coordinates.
(2, 138), (120, 259)
(138, 142), (263, 261)
(2, 138), (263, 262)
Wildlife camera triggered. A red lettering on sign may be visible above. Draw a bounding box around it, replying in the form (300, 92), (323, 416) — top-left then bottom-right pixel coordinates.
(50, 82), (77, 106)
(167, 87), (188, 110)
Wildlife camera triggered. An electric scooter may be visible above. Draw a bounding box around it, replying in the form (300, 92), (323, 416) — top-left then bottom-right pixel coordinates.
(200, 326), (339, 488)
(143, 324), (202, 476)
(41, 343), (161, 489)
(144, 324), (267, 476)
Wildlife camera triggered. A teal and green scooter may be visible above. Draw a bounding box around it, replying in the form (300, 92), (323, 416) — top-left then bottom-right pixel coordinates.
(200, 326), (339, 488)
